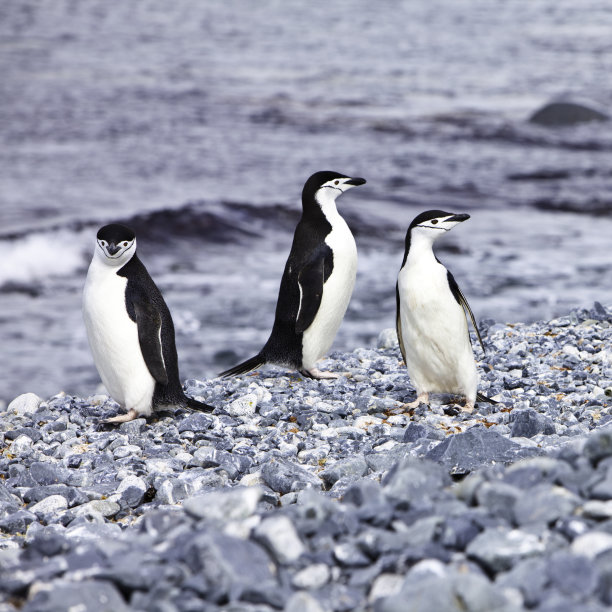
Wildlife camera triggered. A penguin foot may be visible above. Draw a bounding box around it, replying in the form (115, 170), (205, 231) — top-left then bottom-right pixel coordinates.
(403, 393), (429, 409)
(105, 409), (140, 423)
(462, 402), (475, 414)
(300, 368), (342, 380)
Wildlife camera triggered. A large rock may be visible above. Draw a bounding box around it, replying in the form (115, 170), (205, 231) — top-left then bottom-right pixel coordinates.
(23, 579), (129, 612)
(261, 459), (322, 494)
(426, 427), (541, 474)
(529, 100), (609, 126)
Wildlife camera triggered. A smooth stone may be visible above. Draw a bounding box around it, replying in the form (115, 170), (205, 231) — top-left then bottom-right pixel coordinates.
(466, 527), (546, 573)
(29, 495), (69, 516)
(382, 457), (450, 506)
(253, 514), (305, 564)
(73, 499), (120, 518)
(7, 393), (43, 416)
(512, 484), (580, 526)
(24, 579), (130, 612)
(546, 551), (599, 598)
(496, 557), (549, 608)
(368, 573), (404, 603)
(571, 532), (612, 560)
(183, 486), (262, 521)
(285, 591), (326, 612)
(584, 427), (612, 464)
(377, 328), (398, 349)
(291, 563), (330, 590)
(177, 412), (214, 433)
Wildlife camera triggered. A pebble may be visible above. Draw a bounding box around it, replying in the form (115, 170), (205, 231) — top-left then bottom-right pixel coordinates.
(0, 303), (610, 611)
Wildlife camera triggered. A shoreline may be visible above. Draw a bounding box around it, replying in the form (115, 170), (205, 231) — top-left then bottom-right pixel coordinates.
(0, 303), (611, 611)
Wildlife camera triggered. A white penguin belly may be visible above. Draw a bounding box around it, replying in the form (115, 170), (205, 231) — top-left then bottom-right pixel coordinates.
(301, 220), (357, 369)
(398, 262), (477, 400)
(83, 262), (155, 416)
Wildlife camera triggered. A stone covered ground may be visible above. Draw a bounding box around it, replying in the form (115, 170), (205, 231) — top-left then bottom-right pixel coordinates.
(0, 303), (611, 611)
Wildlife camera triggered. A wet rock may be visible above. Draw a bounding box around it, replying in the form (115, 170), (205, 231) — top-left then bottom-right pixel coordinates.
(529, 100), (609, 126)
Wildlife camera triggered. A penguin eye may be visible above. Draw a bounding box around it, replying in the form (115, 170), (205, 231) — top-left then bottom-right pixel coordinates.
(122, 241), (129, 247)
(334, 180), (339, 185)
(431, 219), (439, 225)
(99, 240), (107, 246)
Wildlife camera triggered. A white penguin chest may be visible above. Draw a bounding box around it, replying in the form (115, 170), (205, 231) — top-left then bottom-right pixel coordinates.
(83, 261), (154, 410)
(397, 254), (476, 396)
(301, 217), (357, 368)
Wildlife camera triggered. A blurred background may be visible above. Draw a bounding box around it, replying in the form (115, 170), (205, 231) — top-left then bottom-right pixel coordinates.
(1, 0), (611, 403)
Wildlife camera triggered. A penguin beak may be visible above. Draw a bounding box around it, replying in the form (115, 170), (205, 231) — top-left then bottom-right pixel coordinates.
(345, 177), (366, 187)
(106, 242), (121, 256)
(446, 213), (470, 223)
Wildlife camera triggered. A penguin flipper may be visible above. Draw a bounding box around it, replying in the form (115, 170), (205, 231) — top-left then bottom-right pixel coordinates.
(446, 270), (486, 354)
(219, 354), (265, 378)
(133, 300), (169, 385)
(395, 282), (407, 364)
(185, 396), (215, 412)
(476, 392), (498, 404)
(295, 248), (332, 334)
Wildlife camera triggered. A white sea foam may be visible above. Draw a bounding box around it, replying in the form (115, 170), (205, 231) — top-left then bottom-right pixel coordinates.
(0, 230), (91, 287)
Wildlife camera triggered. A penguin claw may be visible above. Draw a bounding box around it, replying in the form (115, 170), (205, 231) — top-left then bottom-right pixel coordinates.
(300, 368), (342, 380)
(403, 394), (429, 409)
(104, 409), (140, 423)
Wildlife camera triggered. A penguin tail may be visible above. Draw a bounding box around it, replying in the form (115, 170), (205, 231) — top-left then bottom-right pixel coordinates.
(476, 392), (498, 404)
(219, 354), (265, 378)
(185, 395), (215, 412)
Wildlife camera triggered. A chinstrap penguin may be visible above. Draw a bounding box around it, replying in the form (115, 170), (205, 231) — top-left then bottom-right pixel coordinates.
(83, 223), (214, 422)
(221, 170), (366, 379)
(396, 210), (494, 413)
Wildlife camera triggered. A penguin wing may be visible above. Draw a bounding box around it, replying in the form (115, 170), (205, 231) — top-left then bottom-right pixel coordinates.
(395, 282), (407, 364)
(295, 247), (333, 334)
(132, 298), (169, 385)
(446, 270), (486, 354)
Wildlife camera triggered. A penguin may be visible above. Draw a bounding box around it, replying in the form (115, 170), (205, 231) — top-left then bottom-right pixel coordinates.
(396, 210), (494, 413)
(83, 223), (214, 422)
(221, 170), (366, 379)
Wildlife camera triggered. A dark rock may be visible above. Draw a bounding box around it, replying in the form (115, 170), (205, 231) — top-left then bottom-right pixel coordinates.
(585, 428), (612, 465)
(510, 409), (555, 438)
(529, 100), (609, 127)
(178, 412), (214, 433)
(23, 484), (88, 507)
(30, 461), (69, 486)
(0, 509), (37, 534)
(382, 457), (450, 507)
(261, 459), (322, 494)
(320, 456), (369, 489)
(496, 557), (549, 607)
(426, 427), (541, 474)
(22, 579), (130, 612)
(546, 551), (599, 598)
(475, 481), (521, 524)
(466, 526), (546, 573)
(4, 428), (42, 443)
(403, 423), (427, 442)
(513, 484), (580, 526)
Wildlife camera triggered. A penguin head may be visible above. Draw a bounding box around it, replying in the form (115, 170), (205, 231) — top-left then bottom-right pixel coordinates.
(408, 210), (470, 241)
(95, 224), (137, 266)
(302, 171), (366, 218)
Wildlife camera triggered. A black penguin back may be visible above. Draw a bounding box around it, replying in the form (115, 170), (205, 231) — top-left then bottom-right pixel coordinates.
(118, 255), (185, 406)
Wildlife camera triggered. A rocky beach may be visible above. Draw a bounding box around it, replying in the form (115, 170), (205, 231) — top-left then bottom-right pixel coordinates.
(1, 303), (611, 611)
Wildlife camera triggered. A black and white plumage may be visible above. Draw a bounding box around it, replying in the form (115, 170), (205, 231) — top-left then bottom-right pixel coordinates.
(83, 224), (214, 422)
(221, 171), (366, 379)
(396, 210), (493, 413)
